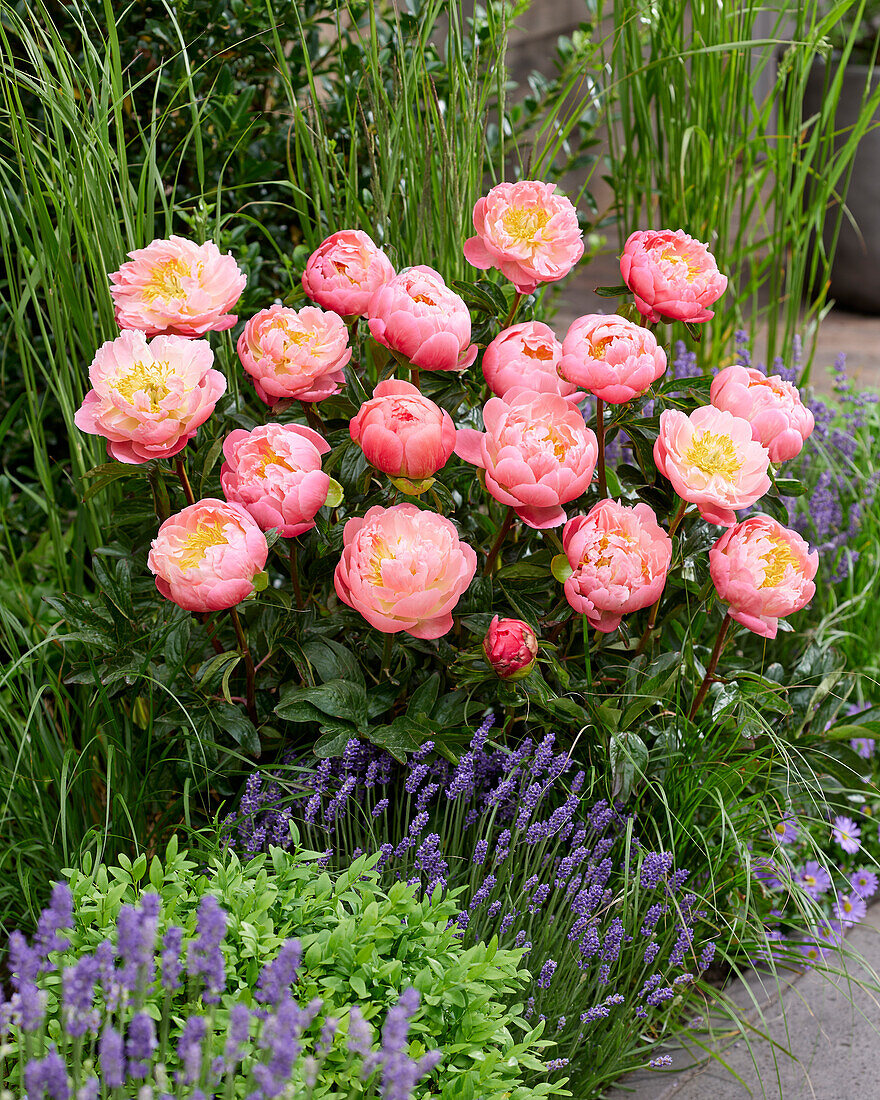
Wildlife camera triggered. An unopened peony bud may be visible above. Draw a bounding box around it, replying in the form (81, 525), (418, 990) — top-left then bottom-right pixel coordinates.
(482, 615), (538, 680)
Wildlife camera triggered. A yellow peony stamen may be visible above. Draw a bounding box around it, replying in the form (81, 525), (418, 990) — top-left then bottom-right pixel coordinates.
(502, 206), (550, 244)
(179, 518), (229, 570)
(115, 361), (172, 411)
(685, 430), (742, 479)
(760, 539), (798, 588)
(143, 257), (195, 303)
(522, 342), (554, 361)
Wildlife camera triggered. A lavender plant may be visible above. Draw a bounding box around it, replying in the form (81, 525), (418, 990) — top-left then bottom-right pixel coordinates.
(4, 836), (558, 1098)
(226, 718), (719, 1095)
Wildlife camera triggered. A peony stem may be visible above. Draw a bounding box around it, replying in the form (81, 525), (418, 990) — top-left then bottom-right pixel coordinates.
(288, 541), (304, 610)
(229, 605), (258, 726)
(634, 498), (688, 654)
(689, 612), (732, 721)
(175, 457), (195, 506)
(501, 290), (524, 330)
(147, 465), (170, 524)
(299, 401), (325, 435)
(596, 398), (607, 498)
(483, 507), (516, 576)
(410, 365), (421, 392)
(381, 631), (393, 677)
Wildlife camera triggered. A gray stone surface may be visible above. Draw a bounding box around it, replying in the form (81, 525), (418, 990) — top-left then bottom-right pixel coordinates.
(609, 904), (880, 1100)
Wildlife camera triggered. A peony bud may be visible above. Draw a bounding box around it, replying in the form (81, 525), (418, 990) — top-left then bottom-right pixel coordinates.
(482, 615), (539, 680)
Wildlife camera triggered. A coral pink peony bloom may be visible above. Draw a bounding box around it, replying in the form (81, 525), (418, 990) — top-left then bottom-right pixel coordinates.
(109, 235), (246, 338)
(562, 499), (672, 632)
(654, 406), (771, 526)
(482, 615), (539, 680)
(238, 303), (352, 406)
(220, 423), (331, 538)
(367, 266), (477, 372)
(455, 388), (598, 529)
(620, 229), (727, 325)
(482, 322), (583, 404)
(148, 498), (269, 612)
(463, 180), (584, 293)
(709, 514), (818, 638)
(334, 504), (477, 639)
(301, 229), (395, 317)
(710, 365), (815, 463)
(557, 314), (667, 404)
(349, 379), (456, 488)
(74, 329), (225, 464)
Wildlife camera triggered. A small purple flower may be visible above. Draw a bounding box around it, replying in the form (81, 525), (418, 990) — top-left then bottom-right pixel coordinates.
(225, 1003), (251, 1069)
(834, 892), (867, 927)
(61, 955), (99, 1037)
(176, 1016), (208, 1086)
(23, 1045), (69, 1100)
(126, 1011), (157, 1078)
(34, 883), (73, 963)
(116, 893), (160, 996)
(536, 958), (557, 988)
(348, 1005), (374, 1057)
(372, 798), (390, 817)
(99, 1024), (125, 1088)
(770, 814), (798, 845)
(796, 861), (832, 899)
(850, 867), (879, 899)
(650, 1055), (673, 1068)
(640, 851), (673, 889)
(160, 926), (183, 991)
(850, 738), (875, 760)
(187, 895), (227, 1003)
(256, 939), (302, 1007)
(832, 815), (862, 854)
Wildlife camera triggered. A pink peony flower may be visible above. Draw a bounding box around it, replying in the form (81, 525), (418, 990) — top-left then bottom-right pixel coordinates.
(109, 235), (246, 338)
(463, 180), (584, 293)
(349, 379), (456, 489)
(561, 499), (672, 632)
(74, 329), (225, 464)
(220, 423), (331, 538)
(620, 229), (727, 325)
(148, 498), (269, 612)
(238, 303), (352, 406)
(654, 405), (771, 526)
(710, 365), (815, 463)
(709, 514), (818, 638)
(482, 615), (539, 680)
(557, 314), (667, 404)
(482, 322), (584, 404)
(301, 229), (395, 317)
(367, 266), (477, 372)
(455, 388), (598, 529)
(334, 504), (477, 639)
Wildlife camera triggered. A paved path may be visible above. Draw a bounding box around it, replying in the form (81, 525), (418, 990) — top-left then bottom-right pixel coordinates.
(610, 904), (880, 1100)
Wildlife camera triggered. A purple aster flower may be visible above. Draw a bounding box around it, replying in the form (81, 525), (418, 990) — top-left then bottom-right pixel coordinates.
(187, 895), (227, 1003)
(770, 813), (798, 845)
(796, 861), (832, 899)
(832, 815), (862, 854)
(834, 892), (867, 927)
(256, 939), (302, 1007)
(23, 1046), (69, 1100)
(99, 1024), (125, 1088)
(850, 867), (879, 899)
(850, 738), (875, 760)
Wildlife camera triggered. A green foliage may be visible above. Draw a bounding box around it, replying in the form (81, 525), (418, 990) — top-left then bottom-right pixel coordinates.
(602, 0), (880, 375)
(42, 837), (559, 1098)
